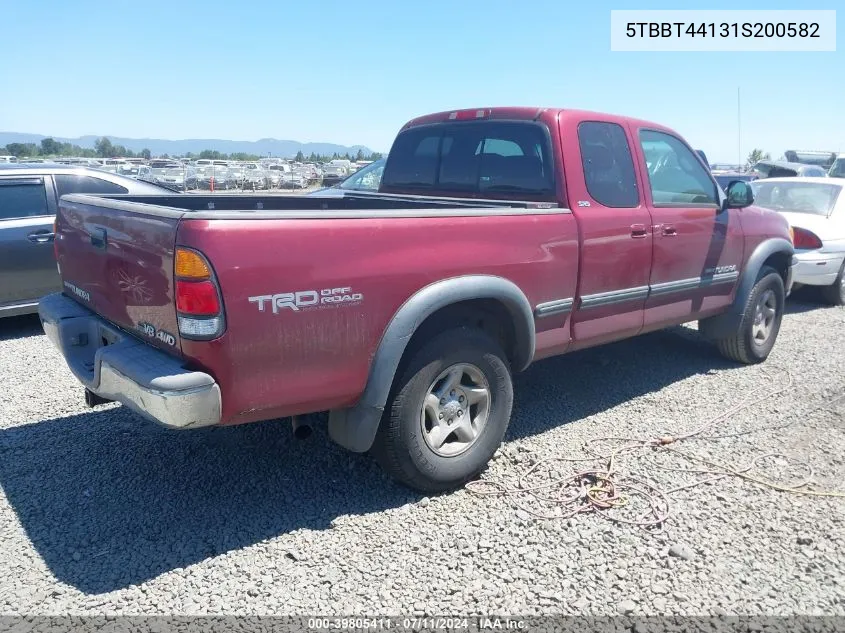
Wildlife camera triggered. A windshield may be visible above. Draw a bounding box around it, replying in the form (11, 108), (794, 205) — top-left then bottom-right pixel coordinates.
(751, 181), (841, 216)
(338, 159), (385, 190)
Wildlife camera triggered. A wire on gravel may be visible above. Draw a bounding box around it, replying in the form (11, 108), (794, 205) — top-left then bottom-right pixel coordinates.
(465, 367), (845, 529)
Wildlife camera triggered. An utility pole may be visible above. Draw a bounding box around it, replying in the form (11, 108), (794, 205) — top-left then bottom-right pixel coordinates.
(737, 87), (742, 168)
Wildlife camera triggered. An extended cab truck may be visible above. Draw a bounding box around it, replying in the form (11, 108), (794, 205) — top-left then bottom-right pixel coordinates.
(39, 107), (796, 492)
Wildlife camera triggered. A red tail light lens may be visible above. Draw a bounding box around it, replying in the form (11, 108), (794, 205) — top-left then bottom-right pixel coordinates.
(791, 227), (823, 250)
(176, 280), (220, 315)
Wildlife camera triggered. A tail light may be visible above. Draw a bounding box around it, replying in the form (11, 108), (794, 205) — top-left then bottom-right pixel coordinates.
(791, 226), (823, 250)
(174, 247), (225, 340)
(53, 217), (59, 271)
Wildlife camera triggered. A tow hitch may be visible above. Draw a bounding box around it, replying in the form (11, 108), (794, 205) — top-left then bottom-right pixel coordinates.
(84, 388), (112, 408)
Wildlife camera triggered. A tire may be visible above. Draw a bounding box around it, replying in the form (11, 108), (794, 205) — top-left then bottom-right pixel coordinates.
(371, 327), (514, 493)
(714, 265), (785, 364)
(820, 260), (845, 306)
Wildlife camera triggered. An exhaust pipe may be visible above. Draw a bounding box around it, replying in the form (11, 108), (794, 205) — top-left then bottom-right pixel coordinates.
(291, 415), (313, 440)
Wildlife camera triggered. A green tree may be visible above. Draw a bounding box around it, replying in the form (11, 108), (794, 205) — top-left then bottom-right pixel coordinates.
(199, 149), (224, 160)
(112, 144), (135, 158)
(5, 142), (38, 157)
(295, 150), (305, 162)
(141, 148), (151, 160)
(355, 149), (364, 161)
(95, 137), (115, 157)
(40, 137), (60, 155)
(745, 149), (770, 170)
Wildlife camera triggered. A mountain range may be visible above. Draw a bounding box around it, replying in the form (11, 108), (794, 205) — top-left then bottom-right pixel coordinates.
(0, 132), (376, 158)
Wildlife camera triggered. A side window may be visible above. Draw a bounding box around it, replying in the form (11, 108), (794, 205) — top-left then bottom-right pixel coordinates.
(577, 121), (639, 208)
(0, 179), (50, 220)
(639, 130), (718, 206)
(54, 175), (129, 197)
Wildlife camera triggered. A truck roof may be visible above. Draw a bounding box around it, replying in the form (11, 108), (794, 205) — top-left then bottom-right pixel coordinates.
(400, 107), (675, 135)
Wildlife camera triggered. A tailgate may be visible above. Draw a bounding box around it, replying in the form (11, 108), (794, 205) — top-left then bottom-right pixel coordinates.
(55, 195), (184, 354)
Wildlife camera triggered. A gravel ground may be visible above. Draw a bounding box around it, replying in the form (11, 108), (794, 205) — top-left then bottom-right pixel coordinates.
(0, 288), (843, 617)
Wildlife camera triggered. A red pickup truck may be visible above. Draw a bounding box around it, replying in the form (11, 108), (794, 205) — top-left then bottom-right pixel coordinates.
(39, 107), (796, 492)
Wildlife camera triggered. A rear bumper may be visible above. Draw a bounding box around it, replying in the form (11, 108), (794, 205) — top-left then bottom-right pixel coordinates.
(792, 251), (845, 287)
(38, 293), (221, 429)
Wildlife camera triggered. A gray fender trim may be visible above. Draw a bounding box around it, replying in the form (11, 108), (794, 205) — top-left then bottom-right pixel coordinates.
(328, 275), (536, 453)
(700, 237), (794, 339)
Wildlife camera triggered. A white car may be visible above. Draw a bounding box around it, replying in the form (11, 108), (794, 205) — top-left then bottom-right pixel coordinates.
(751, 177), (845, 305)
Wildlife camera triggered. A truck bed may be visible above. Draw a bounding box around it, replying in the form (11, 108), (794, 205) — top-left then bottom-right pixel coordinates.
(53, 189), (576, 425)
(64, 191), (559, 219)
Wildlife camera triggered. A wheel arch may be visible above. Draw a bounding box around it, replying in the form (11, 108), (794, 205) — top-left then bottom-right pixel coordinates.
(700, 237), (794, 340)
(328, 275), (535, 453)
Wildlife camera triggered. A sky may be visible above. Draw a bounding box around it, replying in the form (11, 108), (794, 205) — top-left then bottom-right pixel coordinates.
(1, 0), (841, 161)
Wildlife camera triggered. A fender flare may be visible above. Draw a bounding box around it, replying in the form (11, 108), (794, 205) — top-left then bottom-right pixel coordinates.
(328, 275), (536, 453)
(700, 237), (794, 339)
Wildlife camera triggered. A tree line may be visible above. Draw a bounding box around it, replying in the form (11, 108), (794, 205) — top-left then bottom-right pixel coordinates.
(2, 136), (383, 164)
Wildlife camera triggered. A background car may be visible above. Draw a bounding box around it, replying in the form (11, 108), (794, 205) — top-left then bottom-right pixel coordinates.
(241, 163), (269, 189)
(309, 157), (386, 197)
(751, 177), (845, 305)
(0, 165), (175, 318)
(714, 172), (758, 191)
(750, 160), (829, 179)
(828, 155), (845, 179)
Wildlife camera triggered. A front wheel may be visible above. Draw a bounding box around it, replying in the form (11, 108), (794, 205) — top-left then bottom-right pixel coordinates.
(714, 266), (785, 364)
(820, 260), (845, 306)
(371, 327), (513, 492)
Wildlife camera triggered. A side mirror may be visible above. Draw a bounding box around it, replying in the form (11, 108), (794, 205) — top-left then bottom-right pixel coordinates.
(724, 180), (755, 209)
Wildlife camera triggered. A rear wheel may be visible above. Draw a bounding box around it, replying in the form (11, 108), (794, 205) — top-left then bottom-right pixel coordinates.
(714, 266), (785, 364)
(820, 260), (845, 306)
(371, 327), (513, 492)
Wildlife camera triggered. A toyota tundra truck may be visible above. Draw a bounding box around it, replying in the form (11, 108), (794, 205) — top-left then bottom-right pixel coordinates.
(39, 107), (796, 492)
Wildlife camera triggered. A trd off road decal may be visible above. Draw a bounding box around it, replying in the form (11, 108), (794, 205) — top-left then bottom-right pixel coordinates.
(249, 286), (364, 313)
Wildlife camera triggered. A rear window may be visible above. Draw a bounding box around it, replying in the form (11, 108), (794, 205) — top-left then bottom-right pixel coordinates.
(0, 179), (50, 219)
(381, 121), (555, 199)
(55, 175), (128, 196)
(750, 181), (841, 216)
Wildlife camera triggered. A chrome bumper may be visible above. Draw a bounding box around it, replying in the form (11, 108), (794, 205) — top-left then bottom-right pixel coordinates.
(38, 293), (221, 429)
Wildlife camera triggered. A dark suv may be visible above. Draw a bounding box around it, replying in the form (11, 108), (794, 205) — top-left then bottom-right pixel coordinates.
(0, 164), (172, 318)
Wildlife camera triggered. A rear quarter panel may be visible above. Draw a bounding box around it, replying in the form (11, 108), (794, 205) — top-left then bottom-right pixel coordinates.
(177, 211), (578, 424)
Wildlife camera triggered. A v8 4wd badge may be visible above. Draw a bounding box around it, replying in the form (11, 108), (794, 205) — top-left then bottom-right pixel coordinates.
(138, 322), (176, 346)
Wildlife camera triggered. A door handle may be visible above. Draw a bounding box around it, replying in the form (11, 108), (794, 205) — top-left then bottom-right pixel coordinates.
(630, 224), (647, 238)
(27, 230), (55, 243)
(662, 225), (677, 237)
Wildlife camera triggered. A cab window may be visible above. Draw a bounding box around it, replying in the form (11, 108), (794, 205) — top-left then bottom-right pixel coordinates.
(639, 130), (718, 206)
